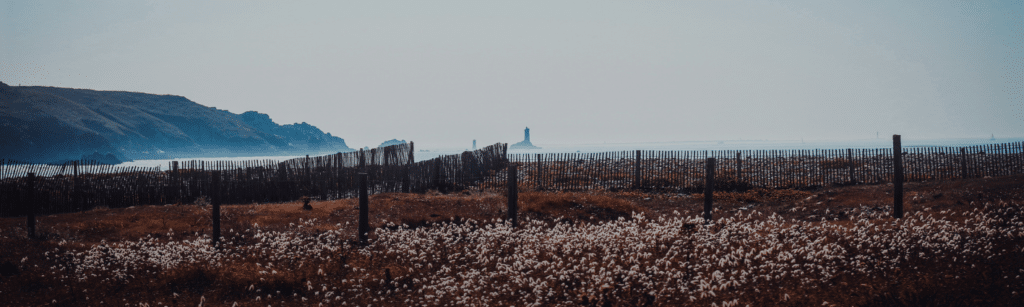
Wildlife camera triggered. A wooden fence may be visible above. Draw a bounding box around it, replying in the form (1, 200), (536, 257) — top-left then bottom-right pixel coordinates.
(0, 161), (163, 217)
(405, 143), (508, 193)
(0, 142), (514, 217)
(2, 140), (1022, 217)
(505, 141), (1024, 192)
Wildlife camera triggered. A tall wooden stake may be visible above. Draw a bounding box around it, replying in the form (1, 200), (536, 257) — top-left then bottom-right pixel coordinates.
(847, 148), (855, 183)
(704, 158), (715, 223)
(172, 161), (180, 204)
(536, 154), (543, 190)
(401, 165), (411, 193)
(433, 159), (442, 191)
(409, 141), (415, 164)
(359, 149), (366, 171)
(460, 151), (471, 187)
(960, 147), (969, 179)
(73, 161), (82, 211)
(735, 152), (742, 182)
(507, 164), (518, 228)
(26, 173), (36, 239)
(305, 155), (311, 194)
(634, 150), (642, 190)
(358, 173), (369, 244)
(211, 171), (221, 246)
(893, 135), (904, 219)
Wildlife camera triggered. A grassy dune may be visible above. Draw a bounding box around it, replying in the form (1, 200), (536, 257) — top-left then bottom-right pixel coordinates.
(1, 176), (1022, 306)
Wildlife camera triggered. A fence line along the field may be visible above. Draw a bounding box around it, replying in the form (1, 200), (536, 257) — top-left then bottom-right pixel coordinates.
(0, 144), (417, 216)
(504, 141), (1024, 193)
(0, 142), (514, 217)
(2, 140), (1023, 217)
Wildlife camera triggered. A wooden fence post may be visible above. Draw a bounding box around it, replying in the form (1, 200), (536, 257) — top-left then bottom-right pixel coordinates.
(26, 173), (36, 239)
(460, 151), (471, 189)
(507, 164), (518, 228)
(401, 165), (411, 193)
(960, 147), (969, 179)
(384, 149), (394, 192)
(172, 161), (180, 204)
(704, 158), (715, 223)
(358, 173), (369, 244)
(433, 159), (442, 191)
(211, 171), (221, 246)
(305, 155), (311, 195)
(277, 162), (287, 202)
(359, 149), (366, 171)
(634, 150), (642, 190)
(735, 152), (742, 182)
(409, 141), (415, 165)
(406, 142), (415, 193)
(893, 135), (904, 219)
(536, 154), (543, 191)
(73, 161), (82, 211)
(847, 148), (855, 183)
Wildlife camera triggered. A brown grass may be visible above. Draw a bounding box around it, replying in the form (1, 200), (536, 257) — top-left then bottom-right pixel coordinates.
(0, 175), (1023, 305)
(518, 191), (645, 222)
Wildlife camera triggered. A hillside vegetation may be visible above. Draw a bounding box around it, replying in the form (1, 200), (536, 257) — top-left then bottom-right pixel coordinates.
(0, 81), (352, 163)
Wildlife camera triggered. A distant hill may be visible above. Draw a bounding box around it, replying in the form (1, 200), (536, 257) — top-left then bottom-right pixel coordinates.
(0, 81), (353, 163)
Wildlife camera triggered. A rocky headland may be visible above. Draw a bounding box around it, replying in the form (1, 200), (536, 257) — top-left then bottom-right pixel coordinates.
(0, 81), (353, 164)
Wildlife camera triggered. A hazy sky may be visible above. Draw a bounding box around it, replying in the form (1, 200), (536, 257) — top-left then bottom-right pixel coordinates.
(2, 0), (1023, 149)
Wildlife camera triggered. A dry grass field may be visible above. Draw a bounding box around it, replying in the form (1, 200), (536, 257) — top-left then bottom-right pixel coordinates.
(1, 176), (1023, 306)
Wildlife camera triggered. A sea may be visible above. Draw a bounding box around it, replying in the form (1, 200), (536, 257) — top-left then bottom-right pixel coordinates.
(111, 137), (1024, 168)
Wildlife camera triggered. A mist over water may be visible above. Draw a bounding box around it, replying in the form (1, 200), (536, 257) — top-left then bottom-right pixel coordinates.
(110, 136), (1020, 167)
(115, 155), (308, 169)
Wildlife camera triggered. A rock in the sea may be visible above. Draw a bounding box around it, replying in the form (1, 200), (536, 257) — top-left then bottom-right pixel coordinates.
(379, 139), (407, 148)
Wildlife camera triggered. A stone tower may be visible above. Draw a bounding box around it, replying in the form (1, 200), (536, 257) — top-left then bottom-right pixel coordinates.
(473, 139), (477, 150)
(509, 126), (540, 149)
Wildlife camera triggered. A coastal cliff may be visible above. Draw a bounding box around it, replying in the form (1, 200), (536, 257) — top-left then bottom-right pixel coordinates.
(0, 81), (353, 163)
